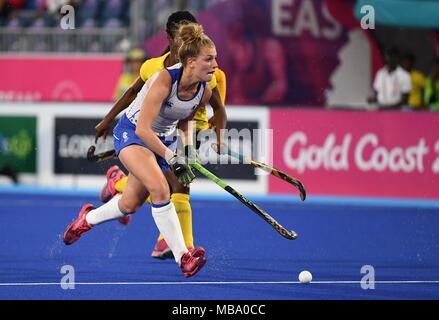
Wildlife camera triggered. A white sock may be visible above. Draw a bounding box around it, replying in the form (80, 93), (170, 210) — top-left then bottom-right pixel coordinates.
(85, 195), (127, 226)
(151, 201), (188, 263)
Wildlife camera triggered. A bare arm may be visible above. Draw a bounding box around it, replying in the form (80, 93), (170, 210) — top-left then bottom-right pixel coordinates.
(208, 87), (227, 148)
(208, 70), (227, 127)
(178, 86), (212, 158)
(95, 76), (145, 143)
(135, 71), (174, 161)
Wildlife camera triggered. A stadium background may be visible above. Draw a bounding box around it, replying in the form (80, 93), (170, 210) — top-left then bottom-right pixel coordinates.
(1, 0), (438, 199)
(1, 0), (439, 301)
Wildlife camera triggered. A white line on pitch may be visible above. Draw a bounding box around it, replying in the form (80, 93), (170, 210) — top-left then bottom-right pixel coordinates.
(1, 280), (439, 287)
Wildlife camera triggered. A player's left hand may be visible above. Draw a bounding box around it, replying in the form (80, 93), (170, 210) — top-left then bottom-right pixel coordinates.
(167, 154), (196, 185)
(95, 119), (111, 143)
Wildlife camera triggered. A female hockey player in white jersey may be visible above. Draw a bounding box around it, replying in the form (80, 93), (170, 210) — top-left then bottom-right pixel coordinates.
(63, 23), (217, 278)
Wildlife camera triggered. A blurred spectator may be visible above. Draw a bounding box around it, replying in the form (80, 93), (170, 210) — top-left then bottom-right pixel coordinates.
(8, 0), (24, 9)
(113, 48), (146, 100)
(3, 7), (20, 28)
(401, 53), (426, 110)
(78, 0), (99, 24)
(0, 0), (12, 25)
(368, 47), (411, 110)
(424, 57), (439, 111)
(46, 0), (75, 14)
(226, 0), (287, 105)
(101, 0), (129, 26)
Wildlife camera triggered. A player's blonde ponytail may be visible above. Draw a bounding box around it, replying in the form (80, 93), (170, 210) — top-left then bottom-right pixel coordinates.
(177, 23), (215, 65)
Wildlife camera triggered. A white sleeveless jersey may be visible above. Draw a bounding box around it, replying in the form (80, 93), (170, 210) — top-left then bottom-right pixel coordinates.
(125, 63), (206, 137)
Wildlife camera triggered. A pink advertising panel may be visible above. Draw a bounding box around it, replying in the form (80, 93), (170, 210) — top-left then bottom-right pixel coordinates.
(0, 56), (123, 102)
(269, 109), (439, 199)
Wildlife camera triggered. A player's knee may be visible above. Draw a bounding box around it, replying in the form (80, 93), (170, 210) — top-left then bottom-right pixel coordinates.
(118, 198), (141, 214)
(149, 181), (170, 203)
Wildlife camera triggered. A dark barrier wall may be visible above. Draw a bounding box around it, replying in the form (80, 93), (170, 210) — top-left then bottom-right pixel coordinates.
(198, 120), (258, 181)
(54, 117), (257, 180)
(54, 117), (122, 174)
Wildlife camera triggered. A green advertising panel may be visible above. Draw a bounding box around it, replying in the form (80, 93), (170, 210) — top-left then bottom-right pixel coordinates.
(0, 116), (37, 173)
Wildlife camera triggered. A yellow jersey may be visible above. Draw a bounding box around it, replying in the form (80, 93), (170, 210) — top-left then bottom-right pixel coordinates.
(139, 52), (226, 131)
(113, 73), (138, 101)
(214, 68), (227, 105)
(408, 69), (426, 109)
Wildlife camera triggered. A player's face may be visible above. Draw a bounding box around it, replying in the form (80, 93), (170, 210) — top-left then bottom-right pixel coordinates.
(192, 46), (218, 82)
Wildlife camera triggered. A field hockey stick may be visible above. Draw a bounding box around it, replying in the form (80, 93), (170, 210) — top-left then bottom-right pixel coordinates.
(190, 161), (298, 240)
(225, 147), (306, 201)
(87, 145), (305, 201)
(87, 145), (116, 163)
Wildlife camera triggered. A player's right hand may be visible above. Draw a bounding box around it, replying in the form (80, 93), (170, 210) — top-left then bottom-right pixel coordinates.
(167, 154), (196, 185)
(95, 120), (111, 143)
